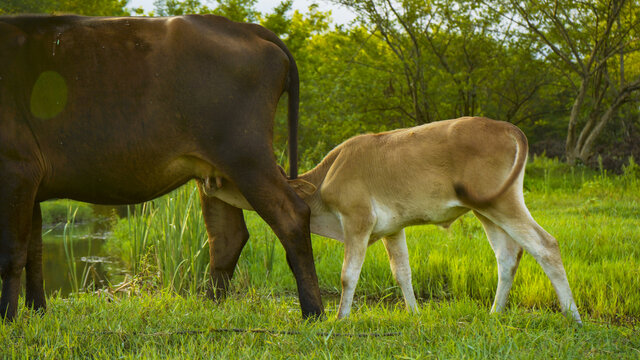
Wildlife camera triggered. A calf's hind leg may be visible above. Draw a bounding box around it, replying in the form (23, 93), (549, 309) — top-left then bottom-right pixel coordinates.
(478, 205), (582, 324)
(474, 212), (522, 313)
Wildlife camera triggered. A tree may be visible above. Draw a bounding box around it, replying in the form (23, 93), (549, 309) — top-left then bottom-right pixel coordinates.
(153, 0), (261, 21)
(332, 0), (434, 124)
(296, 27), (408, 166)
(213, 0), (259, 22)
(331, 0), (555, 129)
(498, 0), (640, 164)
(153, 0), (213, 16)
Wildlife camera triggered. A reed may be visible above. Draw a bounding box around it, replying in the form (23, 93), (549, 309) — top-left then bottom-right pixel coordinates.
(62, 206), (96, 294)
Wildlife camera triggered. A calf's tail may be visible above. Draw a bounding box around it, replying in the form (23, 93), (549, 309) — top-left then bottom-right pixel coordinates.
(454, 124), (528, 208)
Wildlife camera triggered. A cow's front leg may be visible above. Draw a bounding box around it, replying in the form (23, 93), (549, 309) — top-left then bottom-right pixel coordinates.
(223, 158), (324, 319)
(382, 229), (418, 313)
(25, 203), (46, 312)
(0, 174), (37, 321)
(197, 182), (249, 300)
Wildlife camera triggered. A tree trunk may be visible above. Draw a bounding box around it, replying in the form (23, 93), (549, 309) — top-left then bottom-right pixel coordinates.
(565, 77), (589, 165)
(567, 76), (640, 164)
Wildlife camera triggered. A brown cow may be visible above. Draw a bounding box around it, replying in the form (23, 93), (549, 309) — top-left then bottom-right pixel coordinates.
(0, 14), (323, 320)
(211, 117), (582, 323)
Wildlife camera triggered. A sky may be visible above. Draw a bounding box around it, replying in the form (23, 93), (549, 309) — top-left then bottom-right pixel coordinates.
(127, 0), (357, 25)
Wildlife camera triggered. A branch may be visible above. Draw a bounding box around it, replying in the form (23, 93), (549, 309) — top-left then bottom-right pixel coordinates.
(384, 0), (421, 59)
(540, 3), (586, 71)
(509, 1), (582, 74)
(584, 0), (625, 74)
(512, 108), (569, 126)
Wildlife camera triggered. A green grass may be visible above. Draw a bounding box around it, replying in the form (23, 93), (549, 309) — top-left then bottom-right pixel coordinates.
(1, 291), (638, 359)
(3, 156), (639, 358)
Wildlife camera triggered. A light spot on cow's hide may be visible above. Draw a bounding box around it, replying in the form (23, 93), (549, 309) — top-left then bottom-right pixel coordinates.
(30, 71), (68, 120)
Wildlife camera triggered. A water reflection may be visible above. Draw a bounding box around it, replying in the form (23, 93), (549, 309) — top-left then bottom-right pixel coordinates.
(41, 222), (125, 297)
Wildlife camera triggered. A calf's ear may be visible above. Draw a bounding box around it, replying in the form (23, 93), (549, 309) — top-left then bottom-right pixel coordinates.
(277, 165), (288, 177)
(288, 179), (317, 198)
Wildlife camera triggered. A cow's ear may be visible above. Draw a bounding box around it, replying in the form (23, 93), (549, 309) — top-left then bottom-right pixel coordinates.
(288, 179), (317, 198)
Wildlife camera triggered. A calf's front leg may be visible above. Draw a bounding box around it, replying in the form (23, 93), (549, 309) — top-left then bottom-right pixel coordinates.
(382, 229), (418, 313)
(337, 213), (375, 319)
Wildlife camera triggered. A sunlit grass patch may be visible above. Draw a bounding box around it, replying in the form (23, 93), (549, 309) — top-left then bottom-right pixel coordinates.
(2, 292), (638, 359)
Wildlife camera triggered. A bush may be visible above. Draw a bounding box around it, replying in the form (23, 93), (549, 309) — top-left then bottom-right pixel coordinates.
(41, 200), (94, 225)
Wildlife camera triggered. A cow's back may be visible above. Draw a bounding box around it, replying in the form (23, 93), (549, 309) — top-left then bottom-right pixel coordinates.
(0, 15), (291, 203)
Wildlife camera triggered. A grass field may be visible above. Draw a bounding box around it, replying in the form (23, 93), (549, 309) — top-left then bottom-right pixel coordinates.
(1, 156), (639, 358)
(2, 292), (638, 358)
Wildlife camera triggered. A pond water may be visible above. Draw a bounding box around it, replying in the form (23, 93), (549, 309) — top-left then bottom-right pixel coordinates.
(40, 221), (126, 297)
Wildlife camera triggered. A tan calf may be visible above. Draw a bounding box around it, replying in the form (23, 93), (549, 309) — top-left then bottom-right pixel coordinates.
(209, 117), (582, 323)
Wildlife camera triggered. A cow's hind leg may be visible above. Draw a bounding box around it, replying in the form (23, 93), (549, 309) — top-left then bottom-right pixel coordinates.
(474, 211), (522, 313)
(382, 230), (418, 313)
(25, 203), (46, 312)
(223, 160), (323, 319)
(477, 204), (582, 324)
(197, 183), (249, 300)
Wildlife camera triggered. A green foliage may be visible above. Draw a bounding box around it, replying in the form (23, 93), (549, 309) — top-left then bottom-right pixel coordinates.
(292, 27), (408, 167)
(259, 0), (293, 37)
(153, 0), (213, 16)
(211, 0), (258, 22)
(40, 200), (93, 225)
(0, 0), (130, 15)
(153, 0), (260, 21)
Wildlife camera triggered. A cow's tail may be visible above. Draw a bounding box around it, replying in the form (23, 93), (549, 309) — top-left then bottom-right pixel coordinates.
(255, 26), (300, 179)
(454, 124), (528, 208)
(286, 50), (300, 180)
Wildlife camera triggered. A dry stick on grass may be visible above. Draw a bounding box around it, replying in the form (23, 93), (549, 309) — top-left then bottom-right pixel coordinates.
(97, 328), (402, 338)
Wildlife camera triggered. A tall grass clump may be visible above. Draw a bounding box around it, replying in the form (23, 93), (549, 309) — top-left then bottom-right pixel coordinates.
(152, 186), (210, 294)
(524, 154), (594, 193)
(109, 183), (210, 294)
